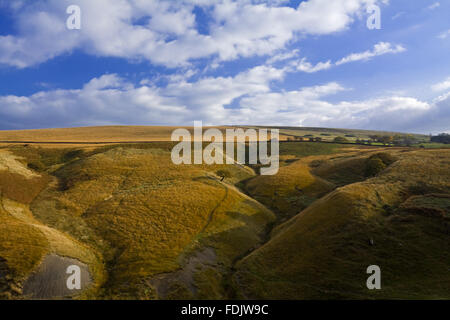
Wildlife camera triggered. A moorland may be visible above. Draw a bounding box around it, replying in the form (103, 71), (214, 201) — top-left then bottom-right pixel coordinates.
(0, 126), (448, 299)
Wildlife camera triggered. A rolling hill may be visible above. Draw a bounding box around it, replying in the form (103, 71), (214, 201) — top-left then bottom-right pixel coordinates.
(0, 126), (448, 299)
(233, 149), (450, 299)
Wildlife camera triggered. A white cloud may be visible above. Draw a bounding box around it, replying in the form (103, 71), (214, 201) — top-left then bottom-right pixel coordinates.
(0, 0), (387, 68)
(0, 64), (287, 128)
(427, 2), (440, 10)
(0, 74), (189, 128)
(235, 83), (436, 131)
(431, 77), (450, 92)
(1, 68), (448, 133)
(267, 49), (300, 64)
(286, 42), (406, 74)
(294, 58), (333, 73)
(336, 42), (406, 65)
(437, 29), (450, 39)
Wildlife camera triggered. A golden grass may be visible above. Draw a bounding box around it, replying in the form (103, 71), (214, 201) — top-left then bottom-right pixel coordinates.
(0, 150), (105, 299)
(0, 125), (241, 143)
(0, 150), (50, 204)
(0, 210), (48, 279)
(0, 126), (183, 142)
(233, 149), (450, 299)
(245, 158), (335, 220)
(0, 172), (49, 205)
(0, 198), (105, 299)
(26, 147), (274, 298)
(1, 130), (448, 300)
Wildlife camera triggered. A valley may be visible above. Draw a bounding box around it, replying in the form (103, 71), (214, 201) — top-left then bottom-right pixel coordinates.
(0, 126), (448, 300)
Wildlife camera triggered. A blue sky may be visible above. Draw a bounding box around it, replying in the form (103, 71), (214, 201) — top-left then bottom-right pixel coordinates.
(0, 0), (449, 133)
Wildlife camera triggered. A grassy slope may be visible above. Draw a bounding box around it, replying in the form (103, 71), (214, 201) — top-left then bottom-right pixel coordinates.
(0, 126), (252, 143)
(0, 151), (103, 299)
(245, 159), (335, 221)
(243, 143), (373, 221)
(0, 126), (186, 142)
(1, 131), (448, 300)
(233, 149), (450, 299)
(26, 146), (274, 299)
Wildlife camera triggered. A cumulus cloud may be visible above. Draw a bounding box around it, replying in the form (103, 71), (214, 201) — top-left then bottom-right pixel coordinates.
(0, 0), (386, 68)
(0, 1), (443, 133)
(431, 77), (450, 92)
(0, 65), (286, 128)
(0, 68), (448, 133)
(235, 83), (439, 131)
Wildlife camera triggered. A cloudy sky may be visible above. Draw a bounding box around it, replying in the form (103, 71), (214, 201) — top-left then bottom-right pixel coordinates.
(0, 0), (449, 133)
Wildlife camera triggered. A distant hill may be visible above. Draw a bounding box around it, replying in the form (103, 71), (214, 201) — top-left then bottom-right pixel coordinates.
(0, 126), (188, 143)
(0, 125), (432, 149)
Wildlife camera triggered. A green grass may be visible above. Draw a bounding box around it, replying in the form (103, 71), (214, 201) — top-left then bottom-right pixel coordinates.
(418, 143), (450, 149)
(244, 126), (428, 143)
(279, 142), (352, 158)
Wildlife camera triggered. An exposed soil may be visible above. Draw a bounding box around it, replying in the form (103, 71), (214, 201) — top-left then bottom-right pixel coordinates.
(0, 150), (40, 179)
(149, 247), (217, 299)
(22, 254), (92, 299)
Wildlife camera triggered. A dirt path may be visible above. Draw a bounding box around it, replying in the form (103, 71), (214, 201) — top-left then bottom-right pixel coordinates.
(199, 180), (229, 234)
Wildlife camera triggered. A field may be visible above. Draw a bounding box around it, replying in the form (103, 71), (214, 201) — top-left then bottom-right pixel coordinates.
(0, 126), (448, 300)
(0, 126), (186, 143)
(245, 126), (429, 142)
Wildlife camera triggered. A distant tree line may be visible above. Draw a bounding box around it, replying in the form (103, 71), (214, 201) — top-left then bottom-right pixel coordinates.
(356, 134), (422, 147)
(284, 133), (450, 147)
(334, 136), (349, 143)
(286, 136), (322, 142)
(431, 133), (450, 144)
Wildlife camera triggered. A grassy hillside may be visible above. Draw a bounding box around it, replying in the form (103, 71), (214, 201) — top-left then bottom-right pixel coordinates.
(23, 145), (274, 299)
(0, 126), (186, 143)
(243, 144), (396, 221)
(233, 149), (450, 299)
(244, 159), (334, 221)
(0, 127), (448, 300)
(0, 150), (103, 299)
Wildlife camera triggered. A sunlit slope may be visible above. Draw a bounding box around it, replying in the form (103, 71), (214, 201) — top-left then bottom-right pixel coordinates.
(233, 149), (450, 299)
(29, 147), (275, 298)
(243, 144), (381, 221)
(0, 125), (275, 144)
(0, 126), (183, 142)
(245, 159), (334, 221)
(0, 151), (103, 299)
